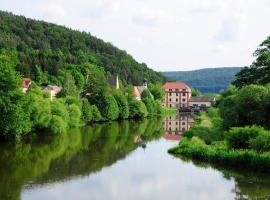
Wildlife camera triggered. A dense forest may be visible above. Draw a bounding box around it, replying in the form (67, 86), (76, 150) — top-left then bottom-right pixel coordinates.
(0, 11), (166, 85)
(163, 67), (242, 93)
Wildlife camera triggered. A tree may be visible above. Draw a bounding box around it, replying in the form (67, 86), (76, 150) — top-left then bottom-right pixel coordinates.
(191, 88), (201, 97)
(149, 84), (165, 100)
(58, 72), (79, 97)
(98, 94), (119, 120)
(0, 53), (31, 138)
(113, 92), (129, 119)
(81, 98), (93, 123)
(128, 99), (148, 118)
(233, 36), (270, 87)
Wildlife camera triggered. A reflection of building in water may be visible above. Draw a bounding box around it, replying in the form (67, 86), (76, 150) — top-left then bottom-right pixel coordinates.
(163, 113), (195, 141)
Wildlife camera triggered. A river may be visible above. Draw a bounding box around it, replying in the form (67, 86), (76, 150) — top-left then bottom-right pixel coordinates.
(0, 114), (270, 200)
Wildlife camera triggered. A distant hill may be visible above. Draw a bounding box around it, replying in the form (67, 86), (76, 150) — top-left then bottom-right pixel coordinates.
(0, 11), (166, 85)
(163, 67), (242, 93)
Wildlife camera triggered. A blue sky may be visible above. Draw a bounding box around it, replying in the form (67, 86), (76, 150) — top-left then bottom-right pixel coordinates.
(1, 0), (270, 71)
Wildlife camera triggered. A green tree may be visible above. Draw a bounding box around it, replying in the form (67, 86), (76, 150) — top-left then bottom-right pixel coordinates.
(98, 95), (119, 120)
(149, 84), (165, 100)
(0, 53), (31, 138)
(113, 92), (129, 119)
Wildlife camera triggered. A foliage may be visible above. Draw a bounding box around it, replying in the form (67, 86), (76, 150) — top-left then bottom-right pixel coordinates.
(226, 126), (262, 149)
(91, 105), (102, 122)
(113, 92), (129, 119)
(218, 84), (270, 129)
(191, 88), (201, 96)
(97, 95), (119, 121)
(0, 53), (31, 138)
(0, 11), (166, 85)
(148, 84), (165, 100)
(233, 36), (270, 88)
(81, 98), (93, 122)
(128, 99), (148, 118)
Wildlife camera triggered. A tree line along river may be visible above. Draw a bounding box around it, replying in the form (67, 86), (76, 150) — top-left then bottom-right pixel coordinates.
(1, 114), (270, 200)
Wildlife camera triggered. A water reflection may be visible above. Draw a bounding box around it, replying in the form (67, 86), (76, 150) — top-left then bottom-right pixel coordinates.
(0, 117), (269, 200)
(163, 113), (196, 141)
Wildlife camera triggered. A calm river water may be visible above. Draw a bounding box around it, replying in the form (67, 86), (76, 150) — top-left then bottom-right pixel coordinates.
(1, 114), (270, 200)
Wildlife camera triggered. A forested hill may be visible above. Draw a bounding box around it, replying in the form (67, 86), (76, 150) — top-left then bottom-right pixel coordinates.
(0, 11), (166, 85)
(163, 67), (242, 93)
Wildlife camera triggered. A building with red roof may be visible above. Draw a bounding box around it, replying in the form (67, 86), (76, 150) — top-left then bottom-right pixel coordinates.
(22, 78), (32, 93)
(162, 82), (191, 109)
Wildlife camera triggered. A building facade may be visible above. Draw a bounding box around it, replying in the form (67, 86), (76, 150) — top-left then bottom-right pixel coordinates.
(189, 96), (215, 108)
(162, 82), (192, 109)
(163, 113), (195, 140)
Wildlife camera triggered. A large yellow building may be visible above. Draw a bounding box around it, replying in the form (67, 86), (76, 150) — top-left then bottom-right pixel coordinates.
(162, 82), (192, 109)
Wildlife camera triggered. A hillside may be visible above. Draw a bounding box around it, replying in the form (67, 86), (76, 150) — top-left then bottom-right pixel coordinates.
(0, 11), (166, 85)
(163, 67), (242, 93)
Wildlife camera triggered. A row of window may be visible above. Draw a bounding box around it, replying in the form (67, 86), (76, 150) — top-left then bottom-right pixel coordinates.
(168, 122), (186, 125)
(168, 89), (186, 92)
(169, 104), (186, 108)
(168, 127), (186, 131)
(169, 116), (186, 120)
(169, 98), (186, 102)
(169, 93), (186, 96)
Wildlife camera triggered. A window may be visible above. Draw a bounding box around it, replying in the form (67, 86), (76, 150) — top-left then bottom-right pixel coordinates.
(183, 89), (186, 91)
(169, 122), (171, 125)
(176, 98), (178, 102)
(169, 104), (172, 108)
(169, 93), (172, 96)
(182, 116), (186, 120)
(183, 93), (186, 96)
(169, 116), (171, 119)
(182, 99), (186, 102)
(169, 98), (171, 102)
(169, 89), (172, 91)
(182, 122), (186, 125)
(176, 93), (178, 96)
(176, 122), (178, 125)
(175, 89), (179, 91)
(169, 127), (171, 131)
(182, 128), (186, 131)
(176, 128), (178, 131)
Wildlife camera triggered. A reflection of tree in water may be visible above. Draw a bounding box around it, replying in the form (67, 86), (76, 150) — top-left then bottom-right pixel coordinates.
(178, 156), (270, 200)
(0, 118), (165, 200)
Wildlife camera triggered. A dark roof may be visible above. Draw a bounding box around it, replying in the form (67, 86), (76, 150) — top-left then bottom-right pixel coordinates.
(190, 96), (215, 102)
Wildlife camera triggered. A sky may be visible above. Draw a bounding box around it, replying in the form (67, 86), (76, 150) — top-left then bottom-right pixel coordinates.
(1, 0), (270, 71)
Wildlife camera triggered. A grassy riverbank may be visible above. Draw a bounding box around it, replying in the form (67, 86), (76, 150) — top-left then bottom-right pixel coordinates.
(169, 109), (270, 172)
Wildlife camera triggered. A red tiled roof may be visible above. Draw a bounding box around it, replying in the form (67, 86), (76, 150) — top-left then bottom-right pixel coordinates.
(133, 86), (141, 97)
(22, 78), (32, 88)
(162, 82), (190, 90)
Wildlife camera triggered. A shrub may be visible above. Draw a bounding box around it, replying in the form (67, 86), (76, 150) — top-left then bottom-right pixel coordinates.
(113, 92), (129, 119)
(67, 104), (81, 128)
(92, 105), (102, 122)
(249, 131), (270, 152)
(81, 98), (93, 122)
(128, 99), (148, 118)
(49, 115), (67, 134)
(98, 95), (119, 120)
(226, 126), (263, 149)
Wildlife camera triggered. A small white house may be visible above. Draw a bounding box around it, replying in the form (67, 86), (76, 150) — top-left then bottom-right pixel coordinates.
(43, 85), (62, 100)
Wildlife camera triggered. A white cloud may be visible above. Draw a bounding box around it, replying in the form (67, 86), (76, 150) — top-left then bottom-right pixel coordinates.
(0, 0), (269, 71)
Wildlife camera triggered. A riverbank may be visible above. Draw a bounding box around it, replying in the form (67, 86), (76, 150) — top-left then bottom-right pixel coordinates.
(169, 108), (270, 172)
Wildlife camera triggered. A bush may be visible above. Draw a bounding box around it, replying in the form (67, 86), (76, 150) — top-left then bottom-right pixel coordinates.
(92, 105), (102, 122)
(128, 99), (148, 118)
(226, 126), (263, 149)
(67, 104), (81, 128)
(113, 92), (129, 119)
(49, 115), (67, 134)
(98, 95), (119, 120)
(81, 99), (93, 122)
(142, 97), (156, 116)
(249, 131), (270, 152)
